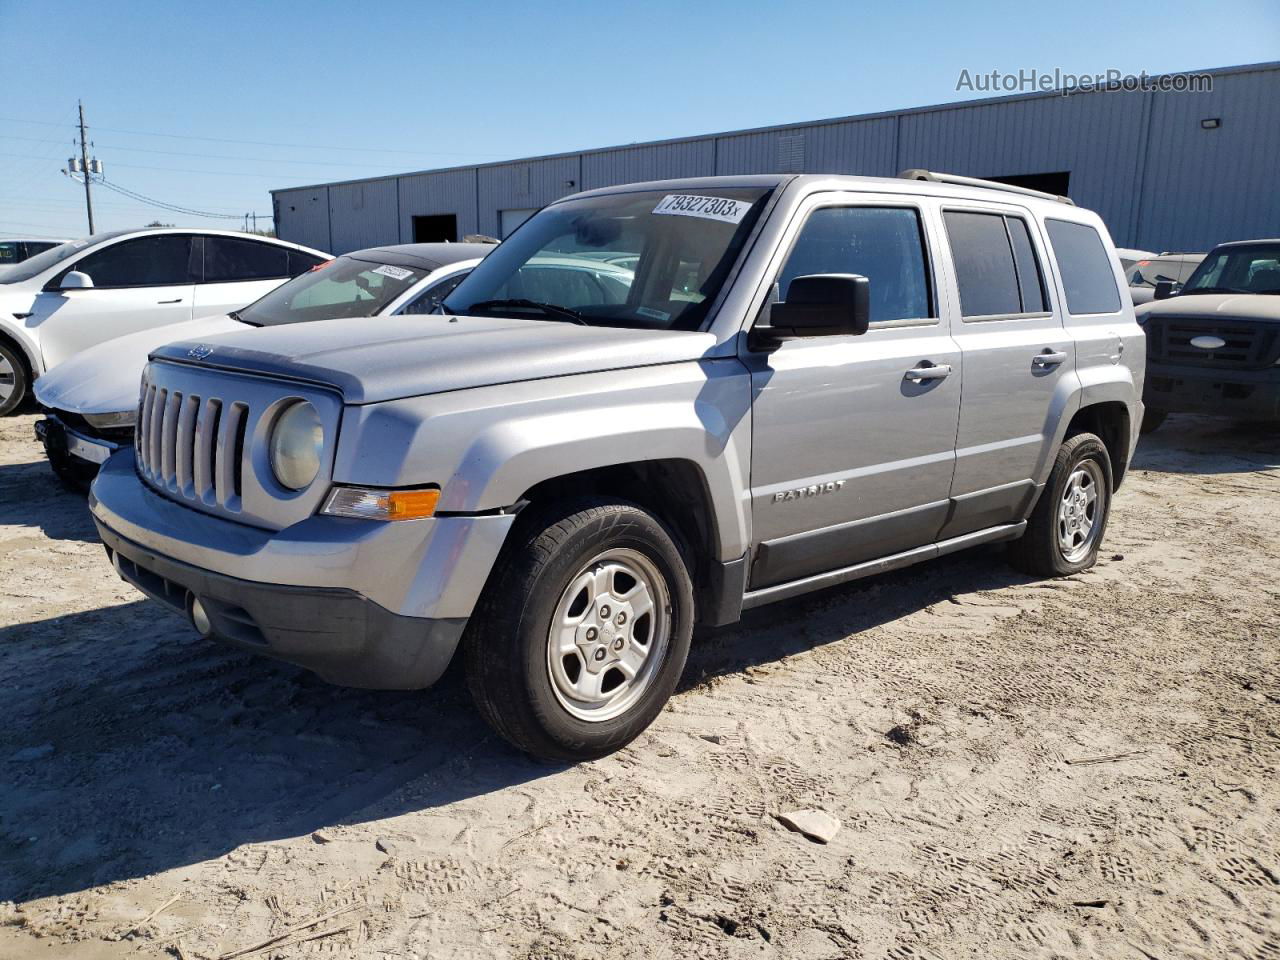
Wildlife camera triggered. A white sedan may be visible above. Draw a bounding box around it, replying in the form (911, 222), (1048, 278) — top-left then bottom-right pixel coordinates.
(0, 228), (329, 415)
(34, 242), (493, 485)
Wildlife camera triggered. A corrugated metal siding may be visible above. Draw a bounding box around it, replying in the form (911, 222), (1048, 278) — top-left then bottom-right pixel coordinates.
(476, 156), (581, 237)
(715, 117), (897, 176)
(1136, 67), (1280, 251)
(274, 64), (1278, 256)
(397, 169), (479, 241)
(326, 178), (399, 254)
(582, 140), (715, 190)
(273, 187), (331, 254)
(897, 89), (1150, 245)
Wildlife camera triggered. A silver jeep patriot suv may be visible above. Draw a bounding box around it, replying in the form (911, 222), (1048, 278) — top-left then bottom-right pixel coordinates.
(90, 172), (1144, 761)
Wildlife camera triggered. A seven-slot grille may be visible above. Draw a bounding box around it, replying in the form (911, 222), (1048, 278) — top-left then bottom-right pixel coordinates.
(136, 380), (248, 508)
(1145, 316), (1280, 370)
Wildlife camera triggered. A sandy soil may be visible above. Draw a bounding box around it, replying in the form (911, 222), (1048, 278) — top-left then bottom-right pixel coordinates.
(0, 409), (1277, 960)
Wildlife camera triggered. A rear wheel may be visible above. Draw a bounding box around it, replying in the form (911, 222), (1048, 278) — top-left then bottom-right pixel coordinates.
(1140, 409), (1167, 434)
(1009, 432), (1113, 577)
(464, 499), (694, 762)
(0, 341), (29, 417)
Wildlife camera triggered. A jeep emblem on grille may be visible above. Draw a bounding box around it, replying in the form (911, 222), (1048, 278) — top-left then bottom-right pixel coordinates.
(187, 344), (214, 360)
(1189, 335), (1226, 350)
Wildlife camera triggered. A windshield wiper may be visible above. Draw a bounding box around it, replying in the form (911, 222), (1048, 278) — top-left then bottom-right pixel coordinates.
(1186, 285), (1251, 295)
(229, 309), (264, 327)
(464, 298), (588, 325)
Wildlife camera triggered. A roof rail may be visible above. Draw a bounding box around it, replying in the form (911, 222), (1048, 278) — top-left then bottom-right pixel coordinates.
(897, 169), (1075, 206)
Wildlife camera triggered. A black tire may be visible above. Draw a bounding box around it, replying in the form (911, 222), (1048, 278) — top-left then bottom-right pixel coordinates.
(1008, 432), (1113, 577)
(0, 340), (30, 417)
(464, 498), (694, 762)
(1140, 409), (1167, 434)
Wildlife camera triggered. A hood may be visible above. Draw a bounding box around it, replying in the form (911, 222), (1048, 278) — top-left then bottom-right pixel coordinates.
(35, 314), (245, 415)
(1136, 292), (1280, 323)
(153, 314), (721, 404)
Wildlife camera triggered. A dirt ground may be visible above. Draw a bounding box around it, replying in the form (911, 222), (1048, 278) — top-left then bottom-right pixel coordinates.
(1, 409), (1277, 960)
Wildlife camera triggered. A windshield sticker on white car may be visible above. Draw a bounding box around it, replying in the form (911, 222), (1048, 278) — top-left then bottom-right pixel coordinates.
(652, 195), (752, 224)
(371, 264), (416, 282)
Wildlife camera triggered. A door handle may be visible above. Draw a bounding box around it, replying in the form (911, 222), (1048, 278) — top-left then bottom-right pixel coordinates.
(1033, 349), (1068, 367)
(158, 298), (183, 304)
(904, 362), (952, 382)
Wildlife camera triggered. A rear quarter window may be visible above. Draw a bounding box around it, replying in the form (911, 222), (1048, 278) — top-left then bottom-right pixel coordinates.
(1045, 219), (1121, 315)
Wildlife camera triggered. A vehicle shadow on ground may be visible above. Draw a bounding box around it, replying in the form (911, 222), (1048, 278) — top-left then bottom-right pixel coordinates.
(1, 599), (556, 904)
(0, 458), (99, 543)
(1, 542), (1032, 904)
(682, 543), (1032, 691)
(1132, 415), (1279, 475)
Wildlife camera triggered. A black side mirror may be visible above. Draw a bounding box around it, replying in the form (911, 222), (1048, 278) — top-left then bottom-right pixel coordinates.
(760, 274), (870, 340)
(1153, 280), (1176, 300)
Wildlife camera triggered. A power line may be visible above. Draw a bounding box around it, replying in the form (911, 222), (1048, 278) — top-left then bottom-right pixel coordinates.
(0, 133), (411, 170)
(91, 175), (260, 221)
(0, 114), (506, 158)
(0, 151), (317, 181)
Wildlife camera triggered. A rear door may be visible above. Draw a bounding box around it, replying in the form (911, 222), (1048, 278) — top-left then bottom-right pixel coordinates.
(191, 236), (316, 318)
(32, 234), (196, 369)
(742, 193), (961, 591)
(939, 205), (1071, 538)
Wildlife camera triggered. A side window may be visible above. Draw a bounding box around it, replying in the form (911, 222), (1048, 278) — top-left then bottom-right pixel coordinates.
(73, 236), (195, 288)
(1005, 217), (1047, 313)
(943, 211), (1021, 317)
(399, 271), (468, 314)
(288, 249), (327, 277)
(1045, 219), (1122, 315)
(777, 206), (933, 324)
(203, 237), (289, 283)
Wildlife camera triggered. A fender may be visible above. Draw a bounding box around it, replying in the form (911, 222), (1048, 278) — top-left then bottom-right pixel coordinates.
(0, 317), (44, 380)
(1033, 361), (1141, 488)
(332, 358), (755, 560)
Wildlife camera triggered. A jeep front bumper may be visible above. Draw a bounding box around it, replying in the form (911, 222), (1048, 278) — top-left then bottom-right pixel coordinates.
(89, 450), (516, 689)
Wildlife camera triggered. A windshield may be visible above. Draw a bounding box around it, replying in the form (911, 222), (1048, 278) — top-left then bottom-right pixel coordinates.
(0, 231), (130, 284)
(1127, 259), (1182, 288)
(235, 255), (426, 326)
(444, 187), (772, 330)
(1183, 244), (1280, 295)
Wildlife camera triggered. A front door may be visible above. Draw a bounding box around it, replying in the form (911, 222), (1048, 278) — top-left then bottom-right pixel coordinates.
(939, 205), (1073, 538)
(32, 234), (196, 369)
(742, 196), (961, 591)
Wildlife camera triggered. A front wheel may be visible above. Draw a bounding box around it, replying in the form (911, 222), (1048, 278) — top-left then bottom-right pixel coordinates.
(464, 499), (694, 762)
(1009, 432), (1113, 577)
(0, 341), (29, 417)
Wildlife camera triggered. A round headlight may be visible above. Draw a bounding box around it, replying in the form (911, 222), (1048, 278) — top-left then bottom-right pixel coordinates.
(269, 401), (322, 490)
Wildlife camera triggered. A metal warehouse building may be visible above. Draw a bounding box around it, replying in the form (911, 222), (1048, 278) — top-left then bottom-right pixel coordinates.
(273, 61), (1279, 256)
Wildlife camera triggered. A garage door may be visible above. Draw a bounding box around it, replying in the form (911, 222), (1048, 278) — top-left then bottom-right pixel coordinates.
(500, 208), (538, 239)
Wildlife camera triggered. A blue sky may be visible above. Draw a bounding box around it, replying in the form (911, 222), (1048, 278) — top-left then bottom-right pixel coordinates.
(2, 0), (1276, 239)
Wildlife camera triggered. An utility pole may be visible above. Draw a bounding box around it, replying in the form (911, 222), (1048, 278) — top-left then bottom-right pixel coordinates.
(77, 101), (94, 234)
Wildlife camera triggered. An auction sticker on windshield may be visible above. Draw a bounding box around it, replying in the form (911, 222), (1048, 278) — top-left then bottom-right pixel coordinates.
(372, 264), (416, 281)
(653, 195), (752, 224)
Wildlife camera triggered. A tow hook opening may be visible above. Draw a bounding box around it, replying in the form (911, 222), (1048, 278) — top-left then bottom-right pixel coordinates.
(189, 595), (213, 637)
